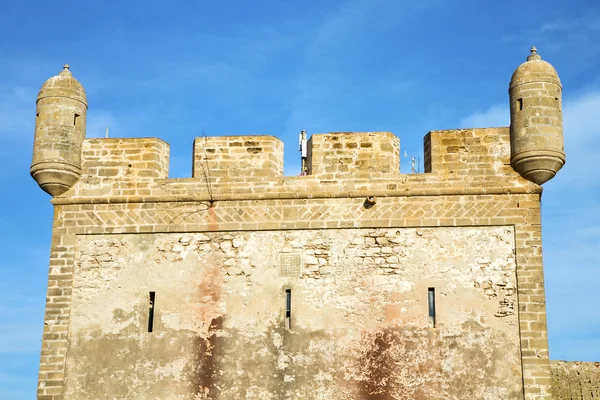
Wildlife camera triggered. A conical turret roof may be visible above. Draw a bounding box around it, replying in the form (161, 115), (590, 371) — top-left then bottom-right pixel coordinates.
(510, 47), (561, 90)
(37, 64), (87, 106)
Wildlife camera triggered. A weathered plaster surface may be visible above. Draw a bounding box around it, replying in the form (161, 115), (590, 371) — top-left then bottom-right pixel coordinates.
(551, 361), (600, 399)
(66, 226), (521, 399)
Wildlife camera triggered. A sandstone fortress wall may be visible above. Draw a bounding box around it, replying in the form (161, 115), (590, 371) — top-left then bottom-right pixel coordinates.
(550, 362), (600, 399)
(28, 49), (595, 399)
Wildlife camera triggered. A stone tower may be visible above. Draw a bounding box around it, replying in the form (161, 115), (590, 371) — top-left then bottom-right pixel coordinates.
(30, 64), (87, 196)
(509, 47), (565, 185)
(30, 49), (597, 400)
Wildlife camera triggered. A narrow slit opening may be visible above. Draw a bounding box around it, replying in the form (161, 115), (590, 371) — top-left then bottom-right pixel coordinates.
(74, 113), (80, 126)
(428, 288), (436, 328)
(517, 98), (523, 111)
(148, 291), (155, 333)
(285, 289), (291, 330)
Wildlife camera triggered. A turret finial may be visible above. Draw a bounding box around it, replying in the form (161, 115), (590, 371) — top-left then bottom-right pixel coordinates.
(527, 46), (541, 61)
(59, 63), (72, 77)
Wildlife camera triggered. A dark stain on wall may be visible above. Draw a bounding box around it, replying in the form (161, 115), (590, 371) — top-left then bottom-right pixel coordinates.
(66, 321), (522, 399)
(352, 326), (522, 399)
(191, 260), (224, 398)
(192, 316), (223, 399)
(357, 329), (394, 399)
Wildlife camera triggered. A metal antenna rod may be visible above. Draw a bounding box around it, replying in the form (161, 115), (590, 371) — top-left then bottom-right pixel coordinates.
(299, 130), (308, 175)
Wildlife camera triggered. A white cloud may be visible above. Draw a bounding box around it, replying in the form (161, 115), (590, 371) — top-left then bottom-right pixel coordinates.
(0, 85), (160, 142)
(86, 105), (172, 140)
(538, 15), (600, 34)
(457, 92), (600, 189)
(550, 92), (600, 190)
(458, 104), (509, 129)
(563, 92), (600, 145)
(86, 109), (121, 139)
(0, 87), (132, 142)
(543, 197), (600, 361)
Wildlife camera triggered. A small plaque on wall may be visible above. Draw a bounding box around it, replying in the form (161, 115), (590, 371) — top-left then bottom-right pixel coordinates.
(280, 253), (303, 277)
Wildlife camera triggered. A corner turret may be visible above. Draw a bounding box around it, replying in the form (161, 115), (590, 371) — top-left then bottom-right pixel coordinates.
(30, 64), (87, 196)
(509, 47), (565, 185)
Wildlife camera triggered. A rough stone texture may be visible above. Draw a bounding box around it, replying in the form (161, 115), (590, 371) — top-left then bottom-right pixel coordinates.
(31, 50), (573, 400)
(193, 135), (283, 180)
(66, 227), (520, 399)
(509, 47), (565, 185)
(307, 132), (400, 178)
(82, 138), (170, 179)
(30, 65), (87, 196)
(424, 128), (515, 178)
(34, 127), (554, 400)
(551, 361), (600, 399)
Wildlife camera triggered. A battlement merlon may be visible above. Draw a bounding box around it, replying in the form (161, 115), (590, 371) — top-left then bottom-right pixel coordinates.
(82, 138), (170, 180)
(76, 128), (517, 182)
(424, 127), (515, 177)
(32, 49), (565, 198)
(193, 135), (284, 180)
(307, 132), (400, 178)
(55, 128), (543, 203)
(189, 128), (516, 180)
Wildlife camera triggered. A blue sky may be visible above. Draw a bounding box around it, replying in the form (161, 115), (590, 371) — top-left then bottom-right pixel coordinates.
(1, 0), (599, 398)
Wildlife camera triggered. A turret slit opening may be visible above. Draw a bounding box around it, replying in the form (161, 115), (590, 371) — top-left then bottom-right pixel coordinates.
(285, 289), (292, 330)
(517, 98), (523, 111)
(428, 288), (436, 328)
(148, 291), (155, 333)
(74, 113), (80, 126)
